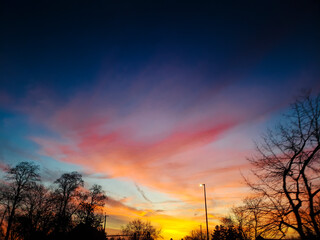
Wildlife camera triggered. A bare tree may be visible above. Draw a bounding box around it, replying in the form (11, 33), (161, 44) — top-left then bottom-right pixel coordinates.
(186, 228), (204, 240)
(232, 204), (252, 240)
(232, 196), (276, 240)
(13, 183), (56, 239)
(76, 184), (107, 227)
(0, 163), (111, 240)
(247, 93), (320, 239)
(53, 171), (84, 234)
(0, 162), (40, 240)
(122, 219), (162, 240)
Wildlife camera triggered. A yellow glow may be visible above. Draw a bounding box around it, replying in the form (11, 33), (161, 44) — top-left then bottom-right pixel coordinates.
(102, 201), (222, 240)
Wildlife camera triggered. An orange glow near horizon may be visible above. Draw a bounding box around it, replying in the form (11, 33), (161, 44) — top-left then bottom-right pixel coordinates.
(102, 201), (222, 240)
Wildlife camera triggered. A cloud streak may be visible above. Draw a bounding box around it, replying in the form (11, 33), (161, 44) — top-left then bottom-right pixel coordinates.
(135, 183), (152, 203)
(2, 67), (318, 239)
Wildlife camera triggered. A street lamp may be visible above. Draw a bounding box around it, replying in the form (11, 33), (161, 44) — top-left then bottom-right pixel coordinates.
(200, 184), (209, 240)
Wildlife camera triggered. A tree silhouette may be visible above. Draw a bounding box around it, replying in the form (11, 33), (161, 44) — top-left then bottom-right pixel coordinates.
(211, 222), (244, 240)
(232, 196), (270, 239)
(0, 162), (109, 240)
(76, 184), (107, 227)
(52, 171), (84, 235)
(247, 93), (320, 239)
(12, 183), (53, 240)
(0, 162), (40, 240)
(68, 222), (106, 240)
(122, 219), (162, 240)
(185, 228), (204, 240)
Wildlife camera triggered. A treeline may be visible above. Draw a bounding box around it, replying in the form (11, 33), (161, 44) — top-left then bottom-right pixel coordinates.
(0, 162), (107, 240)
(122, 219), (162, 240)
(187, 93), (320, 240)
(185, 217), (246, 240)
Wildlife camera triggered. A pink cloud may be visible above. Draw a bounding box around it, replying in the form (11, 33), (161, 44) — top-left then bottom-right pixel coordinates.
(17, 77), (301, 209)
(4, 74), (311, 240)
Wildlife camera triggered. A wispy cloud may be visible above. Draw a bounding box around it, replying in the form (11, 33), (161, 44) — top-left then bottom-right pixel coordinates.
(135, 183), (152, 203)
(17, 78), (287, 204)
(2, 70), (317, 239)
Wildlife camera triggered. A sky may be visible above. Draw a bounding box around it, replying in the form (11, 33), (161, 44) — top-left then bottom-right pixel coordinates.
(1, 0), (320, 239)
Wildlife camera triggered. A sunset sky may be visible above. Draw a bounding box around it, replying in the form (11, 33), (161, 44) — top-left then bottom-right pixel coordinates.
(1, 1), (320, 239)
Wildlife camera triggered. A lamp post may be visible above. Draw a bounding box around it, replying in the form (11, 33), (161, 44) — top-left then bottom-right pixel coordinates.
(200, 184), (209, 240)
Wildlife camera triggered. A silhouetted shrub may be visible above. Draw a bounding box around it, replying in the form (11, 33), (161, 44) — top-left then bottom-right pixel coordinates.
(68, 223), (106, 240)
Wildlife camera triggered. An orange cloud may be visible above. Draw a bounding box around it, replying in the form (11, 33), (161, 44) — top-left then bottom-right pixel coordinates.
(19, 82), (281, 239)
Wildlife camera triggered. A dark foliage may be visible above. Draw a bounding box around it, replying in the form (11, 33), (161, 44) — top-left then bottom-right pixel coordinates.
(0, 162), (107, 240)
(211, 224), (244, 240)
(68, 223), (106, 240)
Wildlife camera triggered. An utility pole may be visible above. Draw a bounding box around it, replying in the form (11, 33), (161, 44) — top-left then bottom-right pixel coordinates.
(200, 224), (202, 240)
(200, 184), (209, 240)
(104, 214), (109, 233)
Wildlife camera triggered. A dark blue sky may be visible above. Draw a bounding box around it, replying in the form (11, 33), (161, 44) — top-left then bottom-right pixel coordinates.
(1, 0), (319, 98)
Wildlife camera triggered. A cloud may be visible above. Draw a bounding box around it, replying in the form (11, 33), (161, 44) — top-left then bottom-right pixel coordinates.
(23, 79), (269, 206)
(0, 140), (40, 163)
(7, 78), (287, 212)
(106, 196), (141, 215)
(30, 118), (240, 203)
(3, 70), (315, 239)
(135, 183), (152, 203)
